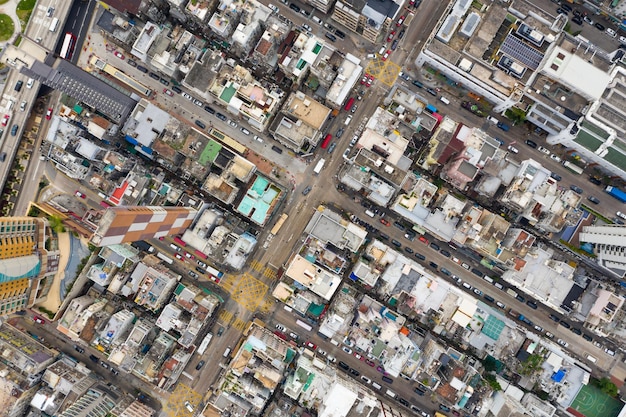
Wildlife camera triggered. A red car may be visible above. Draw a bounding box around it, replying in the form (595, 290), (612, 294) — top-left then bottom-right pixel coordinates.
(33, 316), (45, 324)
(163, 88), (173, 96)
(419, 236), (429, 244)
(366, 75), (373, 87)
(1, 114), (9, 127)
(184, 252), (195, 260)
(365, 359), (376, 367)
(305, 341), (317, 350)
(45, 108), (53, 120)
(75, 191), (86, 199)
(397, 15), (405, 26)
(175, 253), (183, 260)
(382, 50), (391, 61)
(386, 31), (395, 42)
(113, 51), (125, 60)
(380, 218), (390, 226)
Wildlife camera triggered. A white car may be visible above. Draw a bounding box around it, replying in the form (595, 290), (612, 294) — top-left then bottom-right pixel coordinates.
(253, 135), (263, 143)
(268, 3), (279, 13)
(228, 120), (238, 128)
(537, 146), (550, 155)
(507, 145), (519, 154)
(361, 375), (372, 384)
(302, 23), (312, 31)
(342, 346), (353, 354)
(275, 324), (286, 332)
(550, 153), (562, 162)
(605, 28), (617, 38)
(557, 338), (569, 347)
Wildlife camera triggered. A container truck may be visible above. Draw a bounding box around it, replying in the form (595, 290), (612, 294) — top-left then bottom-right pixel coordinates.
(605, 186), (626, 203)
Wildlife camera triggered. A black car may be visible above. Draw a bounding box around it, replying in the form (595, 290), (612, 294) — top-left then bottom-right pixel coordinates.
(14, 80), (23, 91)
(325, 32), (337, 42)
(289, 2), (300, 11)
(412, 80), (424, 88)
(391, 39), (399, 50)
(559, 320), (571, 329)
(336, 128), (344, 138)
(394, 221), (405, 231)
(549, 314), (560, 322)
(440, 267), (451, 276)
(550, 172), (562, 181)
(429, 261), (438, 269)
(587, 196), (600, 204)
(594, 22), (605, 31)
(159, 78), (170, 86)
(414, 387), (425, 395)
(414, 252), (426, 261)
(570, 185), (583, 194)
(556, 7), (568, 14)
(398, 29), (406, 39)
(196, 360), (205, 370)
(74, 345), (85, 353)
(338, 361), (350, 370)
(440, 249), (451, 257)
(471, 268), (484, 278)
(426, 88), (437, 96)
(149, 72), (160, 80)
(572, 16), (583, 25)
(302, 186), (312, 195)
(582, 333), (593, 342)
(588, 176), (602, 185)
(272, 145), (283, 154)
(382, 375), (394, 384)
(128, 59), (137, 67)
(398, 398), (410, 407)
(439, 405), (451, 412)
(137, 65), (149, 73)
(429, 242), (440, 251)
(391, 239), (402, 248)
(172, 85), (182, 93)
(570, 327), (582, 335)
(379, 232), (390, 240)
(526, 300), (538, 309)
(195, 120), (206, 129)
(89, 354), (99, 363)
(204, 106), (216, 114)
(525, 139), (538, 148)
(349, 368), (360, 376)
(404, 247), (414, 254)
(188, 270), (199, 279)
(196, 266), (206, 274)
(216, 112), (227, 121)
(334, 29), (346, 39)
(515, 294), (526, 303)
(484, 294), (495, 303)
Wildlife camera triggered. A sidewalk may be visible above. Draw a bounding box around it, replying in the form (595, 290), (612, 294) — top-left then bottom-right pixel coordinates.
(35, 232), (70, 314)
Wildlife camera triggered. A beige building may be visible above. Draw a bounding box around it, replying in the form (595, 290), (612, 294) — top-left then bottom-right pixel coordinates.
(271, 92), (331, 152)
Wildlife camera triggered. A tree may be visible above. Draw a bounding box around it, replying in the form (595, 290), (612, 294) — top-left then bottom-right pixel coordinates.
(48, 215), (65, 233)
(593, 378), (618, 397)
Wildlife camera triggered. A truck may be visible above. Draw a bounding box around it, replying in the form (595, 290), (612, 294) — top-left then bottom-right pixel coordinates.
(49, 17), (59, 32)
(605, 186), (626, 203)
(508, 309), (533, 326)
(313, 158), (326, 175)
(506, 288), (518, 298)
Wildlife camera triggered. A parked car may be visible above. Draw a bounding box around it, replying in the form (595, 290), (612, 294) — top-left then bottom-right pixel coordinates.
(570, 185), (583, 194)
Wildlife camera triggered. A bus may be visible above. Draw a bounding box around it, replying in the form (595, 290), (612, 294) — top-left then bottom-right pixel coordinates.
(562, 161), (583, 175)
(49, 17), (59, 32)
(157, 252), (173, 264)
(197, 333), (213, 355)
(320, 134), (332, 149)
(173, 236), (187, 247)
(270, 213), (289, 236)
(344, 97), (355, 111)
(296, 319), (313, 332)
(60, 33), (76, 60)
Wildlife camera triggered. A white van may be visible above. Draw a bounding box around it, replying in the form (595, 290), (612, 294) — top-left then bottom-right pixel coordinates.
(379, 46), (386, 55)
(223, 347), (231, 357)
(487, 116), (499, 124)
(365, 209), (375, 217)
(26, 78), (34, 89)
(6, 100), (14, 111)
(440, 96), (450, 105)
(483, 276), (494, 284)
(312, 15), (322, 24)
(586, 354), (597, 363)
(372, 382), (382, 390)
(184, 401), (194, 413)
(386, 389), (397, 398)
(344, 116), (352, 125)
(330, 339), (340, 346)
(283, 305), (293, 312)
